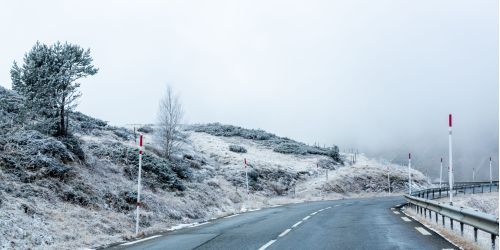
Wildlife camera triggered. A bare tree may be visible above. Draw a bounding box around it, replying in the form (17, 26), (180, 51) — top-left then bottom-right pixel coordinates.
(156, 85), (183, 159)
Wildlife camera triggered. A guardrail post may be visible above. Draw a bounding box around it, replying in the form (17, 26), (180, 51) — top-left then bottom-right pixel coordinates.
(491, 234), (496, 250)
(450, 218), (454, 230)
(442, 215), (445, 226)
(460, 222), (464, 236)
(474, 227), (478, 242)
(429, 209), (432, 220)
(482, 185), (484, 193)
(435, 212), (438, 223)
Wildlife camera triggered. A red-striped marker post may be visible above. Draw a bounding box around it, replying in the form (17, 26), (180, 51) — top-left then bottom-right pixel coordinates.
(448, 114), (453, 204)
(408, 153), (412, 194)
(439, 158), (443, 188)
(135, 134), (144, 235)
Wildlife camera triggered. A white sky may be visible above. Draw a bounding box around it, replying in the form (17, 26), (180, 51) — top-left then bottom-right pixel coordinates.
(0, 0), (498, 180)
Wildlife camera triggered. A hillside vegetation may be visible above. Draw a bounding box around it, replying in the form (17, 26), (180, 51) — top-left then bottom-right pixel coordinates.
(0, 86), (430, 249)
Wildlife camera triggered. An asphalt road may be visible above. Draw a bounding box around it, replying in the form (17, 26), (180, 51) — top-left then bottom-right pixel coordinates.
(106, 196), (456, 250)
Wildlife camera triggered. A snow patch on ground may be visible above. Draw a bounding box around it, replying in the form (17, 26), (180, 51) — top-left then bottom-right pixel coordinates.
(436, 192), (499, 217)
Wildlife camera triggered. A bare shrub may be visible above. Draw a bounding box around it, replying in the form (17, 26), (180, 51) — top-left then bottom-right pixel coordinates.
(156, 85), (183, 159)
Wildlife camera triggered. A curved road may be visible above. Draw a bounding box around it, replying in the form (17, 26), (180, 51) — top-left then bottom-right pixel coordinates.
(106, 196), (456, 250)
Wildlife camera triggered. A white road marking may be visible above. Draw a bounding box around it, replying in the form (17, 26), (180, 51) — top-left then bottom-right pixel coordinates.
(225, 214), (240, 218)
(191, 222), (211, 228)
(278, 229), (292, 237)
(121, 235), (162, 246)
(310, 211), (317, 215)
(401, 217), (411, 222)
(415, 227), (432, 235)
(393, 211), (400, 214)
(292, 221), (302, 228)
(302, 216), (311, 221)
(390, 208), (395, 210)
(258, 240), (276, 250)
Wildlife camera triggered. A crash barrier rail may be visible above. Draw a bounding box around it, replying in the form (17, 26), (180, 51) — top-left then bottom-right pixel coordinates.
(412, 181), (499, 200)
(404, 182), (499, 250)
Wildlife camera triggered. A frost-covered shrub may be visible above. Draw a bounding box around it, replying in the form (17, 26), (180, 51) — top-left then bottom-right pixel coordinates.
(189, 123), (342, 163)
(0, 130), (76, 184)
(317, 158), (337, 170)
(169, 158), (193, 180)
(273, 142), (307, 155)
(109, 127), (132, 140)
(70, 111), (107, 134)
(0, 86), (24, 131)
(137, 125), (154, 133)
(59, 136), (85, 161)
(0, 86), (23, 114)
(84, 141), (185, 191)
(229, 145), (247, 153)
(3, 130), (74, 163)
(30, 154), (71, 180)
(189, 123), (274, 140)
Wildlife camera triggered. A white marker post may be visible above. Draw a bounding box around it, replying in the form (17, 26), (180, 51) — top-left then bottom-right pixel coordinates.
(135, 134), (144, 236)
(408, 153), (412, 195)
(472, 168), (475, 182)
(448, 114), (453, 204)
(387, 166), (391, 194)
(489, 157), (493, 184)
(439, 158), (443, 188)
(244, 158), (249, 196)
(317, 163), (319, 178)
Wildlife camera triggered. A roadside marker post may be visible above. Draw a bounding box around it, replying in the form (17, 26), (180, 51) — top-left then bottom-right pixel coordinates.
(439, 158), (443, 188)
(387, 166), (391, 194)
(472, 168), (475, 182)
(448, 114), (453, 205)
(408, 153), (412, 195)
(135, 134), (144, 236)
(489, 157), (492, 184)
(244, 158), (249, 196)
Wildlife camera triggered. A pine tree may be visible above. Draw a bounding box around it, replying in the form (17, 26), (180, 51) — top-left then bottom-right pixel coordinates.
(11, 41), (98, 136)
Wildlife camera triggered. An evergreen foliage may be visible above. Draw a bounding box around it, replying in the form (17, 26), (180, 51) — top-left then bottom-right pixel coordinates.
(10, 41), (98, 136)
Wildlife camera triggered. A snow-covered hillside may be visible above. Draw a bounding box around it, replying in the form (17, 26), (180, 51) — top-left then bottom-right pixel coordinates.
(0, 86), (430, 249)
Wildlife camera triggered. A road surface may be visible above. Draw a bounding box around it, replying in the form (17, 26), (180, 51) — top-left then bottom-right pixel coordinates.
(105, 196), (456, 250)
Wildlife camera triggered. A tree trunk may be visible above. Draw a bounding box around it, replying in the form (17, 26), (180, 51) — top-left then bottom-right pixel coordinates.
(59, 97), (65, 136)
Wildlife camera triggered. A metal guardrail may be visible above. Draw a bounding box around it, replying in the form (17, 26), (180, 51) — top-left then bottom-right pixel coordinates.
(404, 182), (499, 250)
(411, 182), (499, 200)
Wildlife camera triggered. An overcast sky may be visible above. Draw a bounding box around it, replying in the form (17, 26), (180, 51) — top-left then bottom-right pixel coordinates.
(1, 0), (498, 180)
